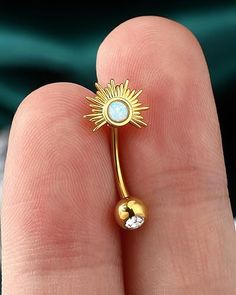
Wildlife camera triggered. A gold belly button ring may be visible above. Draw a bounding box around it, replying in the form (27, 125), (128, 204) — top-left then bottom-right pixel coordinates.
(84, 80), (149, 230)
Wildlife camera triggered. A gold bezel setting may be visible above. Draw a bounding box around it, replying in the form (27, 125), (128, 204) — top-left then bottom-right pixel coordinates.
(103, 97), (132, 127)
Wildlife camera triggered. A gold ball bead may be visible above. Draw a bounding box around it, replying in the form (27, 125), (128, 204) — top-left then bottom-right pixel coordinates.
(114, 197), (147, 230)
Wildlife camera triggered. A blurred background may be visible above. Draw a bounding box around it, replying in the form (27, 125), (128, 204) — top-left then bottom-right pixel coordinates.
(0, 1), (235, 274)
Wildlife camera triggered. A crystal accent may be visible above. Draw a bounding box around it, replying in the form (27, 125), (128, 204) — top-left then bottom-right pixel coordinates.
(108, 101), (129, 122)
(125, 216), (145, 229)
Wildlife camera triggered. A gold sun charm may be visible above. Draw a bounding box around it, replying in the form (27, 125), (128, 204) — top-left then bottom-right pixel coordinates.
(84, 80), (149, 131)
(84, 80), (149, 230)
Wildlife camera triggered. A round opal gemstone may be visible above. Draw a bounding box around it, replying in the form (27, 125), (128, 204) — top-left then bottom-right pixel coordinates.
(125, 216), (145, 230)
(108, 101), (129, 123)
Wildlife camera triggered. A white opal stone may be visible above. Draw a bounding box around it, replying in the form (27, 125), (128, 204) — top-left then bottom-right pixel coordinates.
(125, 216), (145, 229)
(108, 101), (129, 123)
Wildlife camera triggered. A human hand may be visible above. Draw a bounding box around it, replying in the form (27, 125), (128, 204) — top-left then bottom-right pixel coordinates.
(2, 17), (236, 294)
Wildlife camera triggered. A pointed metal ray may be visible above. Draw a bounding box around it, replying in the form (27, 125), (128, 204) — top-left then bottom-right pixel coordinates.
(83, 113), (102, 118)
(125, 88), (130, 98)
(95, 90), (107, 104)
(129, 89), (142, 101)
(116, 85), (120, 97)
(130, 99), (138, 105)
(133, 106), (149, 111)
(113, 84), (118, 97)
(89, 116), (103, 122)
(108, 83), (115, 97)
(133, 115), (144, 120)
(95, 83), (109, 99)
(89, 104), (103, 109)
(128, 89), (136, 99)
(123, 80), (129, 96)
(130, 119), (142, 128)
(96, 86), (110, 101)
(86, 97), (104, 105)
(105, 87), (112, 98)
(110, 80), (117, 96)
(95, 117), (105, 125)
(92, 109), (102, 113)
(133, 118), (147, 126)
(93, 121), (106, 132)
(132, 102), (142, 107)
(119, 83), (124, 97)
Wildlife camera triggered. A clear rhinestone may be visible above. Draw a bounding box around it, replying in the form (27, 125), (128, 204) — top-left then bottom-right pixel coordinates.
(108, 101), (129, 122)
(125, 215), (145, 230)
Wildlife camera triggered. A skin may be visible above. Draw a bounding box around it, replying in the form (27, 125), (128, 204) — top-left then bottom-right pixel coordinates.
(1, 16), (236, 294)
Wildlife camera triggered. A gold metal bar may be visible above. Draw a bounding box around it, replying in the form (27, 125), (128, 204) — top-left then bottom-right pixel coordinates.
(111, 127), (129, 199)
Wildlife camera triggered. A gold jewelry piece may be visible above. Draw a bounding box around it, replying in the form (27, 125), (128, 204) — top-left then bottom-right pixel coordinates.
(84, 80), (149, 230)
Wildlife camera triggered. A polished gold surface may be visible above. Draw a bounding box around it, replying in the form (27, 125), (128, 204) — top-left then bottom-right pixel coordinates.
(84, 80), (149, 230)
(83, 79), (149, 131)
(114, 197), (147, 230)
(112, 127), (148, 229)
(111, 127), (129, 198)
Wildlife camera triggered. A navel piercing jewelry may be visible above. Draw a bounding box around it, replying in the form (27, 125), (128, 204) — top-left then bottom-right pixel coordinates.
(84, 80), (149, 230)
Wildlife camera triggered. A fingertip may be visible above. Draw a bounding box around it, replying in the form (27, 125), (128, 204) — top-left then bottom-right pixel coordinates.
(97, 16), (205, 87)
(15, 82), (91, 122)
(7, 82), (95, 166)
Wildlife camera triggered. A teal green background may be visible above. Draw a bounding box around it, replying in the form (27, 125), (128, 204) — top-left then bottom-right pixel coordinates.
(0, 4), (236, 212)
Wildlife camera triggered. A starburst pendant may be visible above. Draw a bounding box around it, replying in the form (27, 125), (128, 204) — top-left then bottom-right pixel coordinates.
(84, 80), (149, 230)
(84, 80), (149, 131)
